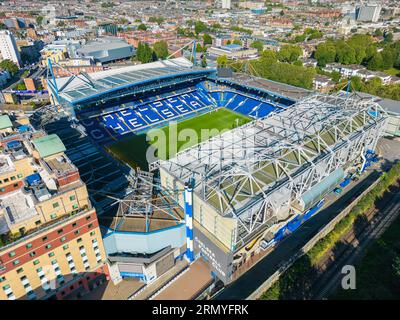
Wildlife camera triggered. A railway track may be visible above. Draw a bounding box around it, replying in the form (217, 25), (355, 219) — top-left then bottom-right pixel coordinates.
(311, 190), (400, 299)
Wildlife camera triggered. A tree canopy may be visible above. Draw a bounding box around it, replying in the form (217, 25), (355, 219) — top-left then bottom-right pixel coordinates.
(0, 59), (19, 75)
(152, 41), (169, 60)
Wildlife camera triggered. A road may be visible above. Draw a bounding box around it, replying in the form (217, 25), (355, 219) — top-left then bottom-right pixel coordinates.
(214, 170), (381, 300)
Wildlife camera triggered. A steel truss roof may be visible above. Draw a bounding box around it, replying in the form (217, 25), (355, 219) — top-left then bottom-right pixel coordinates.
(153, 93), (388, 247)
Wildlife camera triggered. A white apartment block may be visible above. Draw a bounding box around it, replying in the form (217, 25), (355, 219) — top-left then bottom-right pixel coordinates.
(0, 30), (22, 67)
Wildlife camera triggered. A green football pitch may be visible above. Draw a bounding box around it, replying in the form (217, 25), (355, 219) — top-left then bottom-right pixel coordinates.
(106, 108), (251, 170)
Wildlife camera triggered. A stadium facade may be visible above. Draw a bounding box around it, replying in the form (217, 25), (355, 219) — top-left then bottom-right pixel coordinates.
(45, 57), (389, 287)
(153, 94), (387, 283)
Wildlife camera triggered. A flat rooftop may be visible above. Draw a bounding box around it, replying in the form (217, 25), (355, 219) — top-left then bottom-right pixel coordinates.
(45, 154), (77, 176)
(0, 190), (38, 228)
(152, 259), (213, 300)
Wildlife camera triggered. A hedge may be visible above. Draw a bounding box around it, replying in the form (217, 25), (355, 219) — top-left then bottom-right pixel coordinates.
(260, 161), (400, 300)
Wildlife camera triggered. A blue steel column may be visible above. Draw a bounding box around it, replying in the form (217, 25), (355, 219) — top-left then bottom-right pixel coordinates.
(184, 182), (194, 263)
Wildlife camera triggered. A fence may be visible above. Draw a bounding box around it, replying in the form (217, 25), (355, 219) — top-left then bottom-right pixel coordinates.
(246, 175), (382, 300)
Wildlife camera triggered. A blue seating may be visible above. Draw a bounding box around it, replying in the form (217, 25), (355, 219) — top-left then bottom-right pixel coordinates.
(249, 103), (276, 118)
(79, 86), (291, 144)
(150, 100), (180, 119)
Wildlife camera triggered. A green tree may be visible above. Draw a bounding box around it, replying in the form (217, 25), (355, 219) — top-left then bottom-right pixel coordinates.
(203, 33), (212, 45)
(0, 59), (19, 75)
(393, 256), (400, 279)
(136, 42), (154, 63)
(194, 21), (208, 35)
(335, 40), (356, 64)
(137, 23), (147, 31)
(153, 41), (169, 60)
(384, 32), (393, 43)
(217, 55), (228, 67)
(278, 44), (302, 63)
(201, 55), (207, 68)
(36, 16), (44, 26)
(367, 52), (383, 71)
(250, 40), (264, 53)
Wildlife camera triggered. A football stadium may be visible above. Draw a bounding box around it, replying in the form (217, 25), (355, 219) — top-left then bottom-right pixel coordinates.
(41, 56), (388, 287)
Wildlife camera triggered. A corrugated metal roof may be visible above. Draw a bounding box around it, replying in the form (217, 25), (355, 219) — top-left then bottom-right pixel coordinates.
(32, 134), (66, 158)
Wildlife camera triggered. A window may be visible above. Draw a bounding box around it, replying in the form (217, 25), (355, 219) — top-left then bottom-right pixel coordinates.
(52, 202), (59, 209)
(26, 243), (32, 249)
(24, 283), (30, 289)
(33, 260), (40, 266)
(70, 195), (76, 201)
(51, 260), (57, 265)
(45, 244), (51, 250)
(10, 176), (16, 181)
(42, 236), (48, 242)
(95, 253), (101, 258)
(79, 246), (84, 250)
(85, 265), (90, 271)
(16, 268), (23, 274)
(17, 174), (23, 178)
(0, 276), (6, 283)
(77, 238), (82, 243)
(81, 253), (86, 257)
(13, 260), (19, 266)
(90, 231), (95, 236)
(60, 237), (66, 243)
(86, 215), (91, 221)
(57, 229), (63, 234)
(63, 245), (69, 250)
(2, 284), (10, 290)
(35, 220), (41, 226)
(72, 222), (77, 228)
(8, 251), (15, 258)
(50, 213), (57, 219)
(48, 252), (54, 257)
(92, 239), (97, 244)
(88, 223), (93, 229)
(74, 230), (80, 236)
(0, 188), (5, 193)
(36, 267), (42, 273)
(3, 178), (9, 183)
(29, 252), (36, 257)
(72, 204), (78, 210)
(20, 276), (27, 281)
(13, 183), (18, 188)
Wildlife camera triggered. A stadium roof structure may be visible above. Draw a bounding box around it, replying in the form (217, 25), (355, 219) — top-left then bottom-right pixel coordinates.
(153, 93), (387, 246)
(50, 57), (216, 105)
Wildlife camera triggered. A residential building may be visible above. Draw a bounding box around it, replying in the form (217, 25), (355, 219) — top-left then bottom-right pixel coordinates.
(356, 4), (382, 22)
(0, 119), (107, 300)
(0, 30), (22, 67)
